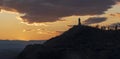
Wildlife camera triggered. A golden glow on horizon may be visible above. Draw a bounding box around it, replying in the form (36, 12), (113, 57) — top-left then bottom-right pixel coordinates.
(0, 10), (62, 40)
(0, 4), (120, 40)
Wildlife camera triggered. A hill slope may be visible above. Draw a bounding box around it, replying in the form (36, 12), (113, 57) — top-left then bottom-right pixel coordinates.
(17, 25), (120, 59)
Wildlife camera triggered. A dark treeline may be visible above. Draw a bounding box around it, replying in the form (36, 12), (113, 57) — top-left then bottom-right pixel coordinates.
(95, 24), (120, 30)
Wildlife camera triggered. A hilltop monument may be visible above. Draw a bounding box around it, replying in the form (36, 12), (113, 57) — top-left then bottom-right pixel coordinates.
(78, 18), (81, 25)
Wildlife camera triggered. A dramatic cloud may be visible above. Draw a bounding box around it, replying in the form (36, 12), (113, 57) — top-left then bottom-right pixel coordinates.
(0, 0), (2, 6)
(0, 0), (117, 23)
(115, 0), (120, 2)
(83, 17), (107, 24)
(0, 0), (3, 11)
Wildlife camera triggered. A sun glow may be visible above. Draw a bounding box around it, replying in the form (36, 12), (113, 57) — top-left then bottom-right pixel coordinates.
(0, 4), (120, 40)
(0, 10), (64, 40)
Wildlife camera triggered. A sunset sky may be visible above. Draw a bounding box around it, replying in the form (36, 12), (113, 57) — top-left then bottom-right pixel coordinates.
(0, 0), (120, 40)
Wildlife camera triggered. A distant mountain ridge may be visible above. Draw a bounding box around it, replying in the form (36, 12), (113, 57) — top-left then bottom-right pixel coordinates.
(17, 25), (120, 59)
(0, 40), (45, 59)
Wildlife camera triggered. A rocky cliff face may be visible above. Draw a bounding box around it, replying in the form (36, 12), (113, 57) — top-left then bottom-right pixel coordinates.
(17, 25), (120, 59)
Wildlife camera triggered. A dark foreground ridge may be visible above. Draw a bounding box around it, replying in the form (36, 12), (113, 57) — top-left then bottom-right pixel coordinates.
(17, 25), (120, 59)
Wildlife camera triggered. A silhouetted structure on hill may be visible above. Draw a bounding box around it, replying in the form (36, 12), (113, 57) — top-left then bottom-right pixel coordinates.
(78, 18), (81, 25)
(94, 25), (120, 30)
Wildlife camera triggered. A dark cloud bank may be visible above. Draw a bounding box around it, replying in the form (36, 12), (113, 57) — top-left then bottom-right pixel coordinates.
(0, 0), (119, 23)
(83, 17), (107, 24)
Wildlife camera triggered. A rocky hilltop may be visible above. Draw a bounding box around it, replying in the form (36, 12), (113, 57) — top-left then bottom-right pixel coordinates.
(17, 25), (120, 59)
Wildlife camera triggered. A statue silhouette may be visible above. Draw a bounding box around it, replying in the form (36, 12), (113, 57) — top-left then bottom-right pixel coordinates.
(78, 18), (81, 25)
